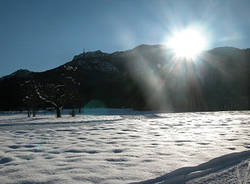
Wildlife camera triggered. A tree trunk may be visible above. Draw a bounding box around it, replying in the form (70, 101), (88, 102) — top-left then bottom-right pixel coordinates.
(32, 109), (36, 117)
(71, 108), (75, 117)
(27, 110), (31, 117)
(56, 107), (62, 118)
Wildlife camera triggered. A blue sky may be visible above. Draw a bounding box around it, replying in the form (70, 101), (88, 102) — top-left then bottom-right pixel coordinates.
(0, 0), (250, 77)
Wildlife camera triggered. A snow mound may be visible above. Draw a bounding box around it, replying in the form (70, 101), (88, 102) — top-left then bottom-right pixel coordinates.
(131, 150), (250, 184)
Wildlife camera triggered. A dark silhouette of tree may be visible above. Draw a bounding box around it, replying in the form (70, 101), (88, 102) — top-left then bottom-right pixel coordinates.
(35, 82), (66, 118)
(21, 80), (40, 117)
(63, 76), (81, 117)
(34, 76), (80, 118)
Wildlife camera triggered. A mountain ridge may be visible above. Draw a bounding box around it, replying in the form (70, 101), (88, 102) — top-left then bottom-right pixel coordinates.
(0, 44), (249, 111)
(2, 44), (247, 78)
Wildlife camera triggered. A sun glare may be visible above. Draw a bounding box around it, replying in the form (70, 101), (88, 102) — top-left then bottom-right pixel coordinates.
(168, 28), (207, 59)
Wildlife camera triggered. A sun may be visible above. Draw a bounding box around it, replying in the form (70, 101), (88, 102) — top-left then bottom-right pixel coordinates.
(167, 28), (207, 59)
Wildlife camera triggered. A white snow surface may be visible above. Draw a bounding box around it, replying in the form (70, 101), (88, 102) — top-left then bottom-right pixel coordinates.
(132, 150), (250, 184)
(0, 109), (249, 184)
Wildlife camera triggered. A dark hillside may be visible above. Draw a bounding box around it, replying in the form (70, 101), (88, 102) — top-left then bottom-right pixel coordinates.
(0, 45), (249, 111)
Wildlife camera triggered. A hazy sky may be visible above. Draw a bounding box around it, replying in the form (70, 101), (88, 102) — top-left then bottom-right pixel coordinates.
(1, 0), (250, 76)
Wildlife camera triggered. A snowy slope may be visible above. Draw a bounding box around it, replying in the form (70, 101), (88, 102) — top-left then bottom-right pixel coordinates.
(0, 110), (249, 184)
(131, 150), (250, 184)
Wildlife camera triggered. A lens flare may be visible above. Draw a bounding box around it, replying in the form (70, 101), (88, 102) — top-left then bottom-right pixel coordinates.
(167, 28), (207, 59)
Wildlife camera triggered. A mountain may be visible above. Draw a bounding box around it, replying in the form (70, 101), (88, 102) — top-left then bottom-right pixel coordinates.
(0, 44), (249, 111)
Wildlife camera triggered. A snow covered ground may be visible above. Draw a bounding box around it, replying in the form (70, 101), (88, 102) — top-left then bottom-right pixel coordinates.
(132, 150), (250, 184)
(0, 109), (249, 184)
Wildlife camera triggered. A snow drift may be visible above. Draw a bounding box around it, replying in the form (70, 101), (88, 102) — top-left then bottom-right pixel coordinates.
(131, 150), (250, 184)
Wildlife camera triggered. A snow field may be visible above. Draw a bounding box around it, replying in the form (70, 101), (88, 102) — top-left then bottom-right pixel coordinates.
(0, 110), (249, 184)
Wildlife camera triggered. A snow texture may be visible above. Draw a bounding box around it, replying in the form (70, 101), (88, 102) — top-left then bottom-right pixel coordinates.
(131, 150), (250, 184)
(0, 109), (249, 184)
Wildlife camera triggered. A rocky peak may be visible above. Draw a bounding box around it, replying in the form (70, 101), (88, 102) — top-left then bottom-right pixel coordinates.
(69, 50), (118, 73)
(73, 50), (107, 61)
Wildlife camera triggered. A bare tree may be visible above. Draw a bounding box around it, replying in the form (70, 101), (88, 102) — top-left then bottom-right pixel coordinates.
(21, 80), (40, 117)
(21, 72), (81, 118)
(63, 76), (81, 117)
(35, 77), (80, 118)
(35, 83), (66, 118)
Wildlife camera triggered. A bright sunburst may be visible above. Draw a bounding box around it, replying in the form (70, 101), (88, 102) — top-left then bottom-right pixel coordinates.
(168, 28), (207, 59)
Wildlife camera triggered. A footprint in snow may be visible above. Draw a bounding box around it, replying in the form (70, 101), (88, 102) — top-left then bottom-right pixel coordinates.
(0, 157), (13, 164)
